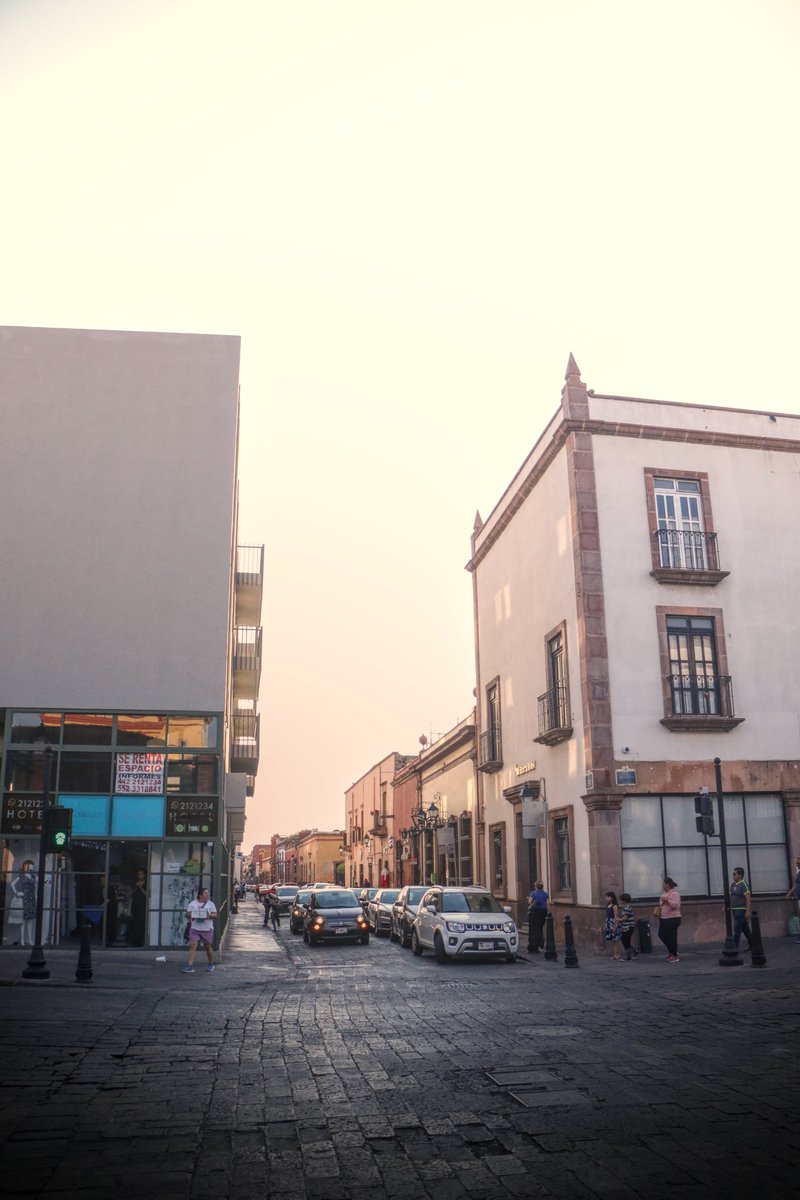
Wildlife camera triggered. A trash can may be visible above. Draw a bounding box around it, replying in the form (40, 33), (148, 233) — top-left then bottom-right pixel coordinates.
(637, 918), (652, 954)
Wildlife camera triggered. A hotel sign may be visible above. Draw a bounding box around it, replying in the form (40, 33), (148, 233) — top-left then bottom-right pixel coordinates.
(165, 796), (218, 838)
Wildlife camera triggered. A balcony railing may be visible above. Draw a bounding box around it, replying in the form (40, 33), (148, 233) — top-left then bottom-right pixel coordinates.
(235, 544), (264, 585)
(666, 674), (734, 718)
(534, 685), (572, 745)
(478, 727), (502, 773)
(232, 626), (262, 672)
(654, 529), (720, 572)
(231, 712), (260, 773)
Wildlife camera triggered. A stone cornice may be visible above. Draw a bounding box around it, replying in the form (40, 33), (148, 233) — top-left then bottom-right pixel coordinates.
(466, 414), (800, 573)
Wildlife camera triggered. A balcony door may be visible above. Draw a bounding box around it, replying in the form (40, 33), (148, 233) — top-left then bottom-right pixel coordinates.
(666, 615), (718, 715)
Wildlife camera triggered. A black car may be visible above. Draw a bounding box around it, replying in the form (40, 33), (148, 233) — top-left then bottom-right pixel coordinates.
(289, 888), (313, 933)
(274, 885), (299, 915)
(390, 885), (429, 947)
(303, 888), (370, 946)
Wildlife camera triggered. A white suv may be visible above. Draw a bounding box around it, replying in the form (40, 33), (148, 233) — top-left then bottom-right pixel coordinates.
(411, 886), (518, 963)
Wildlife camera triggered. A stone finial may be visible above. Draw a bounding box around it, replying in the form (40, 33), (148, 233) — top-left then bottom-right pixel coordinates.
(473, 510), (483, 533)
(564, 352), (581, 381)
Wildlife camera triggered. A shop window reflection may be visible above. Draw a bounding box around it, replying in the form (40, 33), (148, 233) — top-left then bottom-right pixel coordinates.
(116, 715), (167, 747)
(167, 716), (219, 749)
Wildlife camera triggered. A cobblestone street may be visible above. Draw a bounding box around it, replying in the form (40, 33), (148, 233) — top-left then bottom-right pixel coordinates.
(0, 899), (798, 1200)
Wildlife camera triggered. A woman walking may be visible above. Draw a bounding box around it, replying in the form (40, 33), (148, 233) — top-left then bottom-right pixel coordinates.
(604, 891), (622, 961)
(654, 876), (681, 962)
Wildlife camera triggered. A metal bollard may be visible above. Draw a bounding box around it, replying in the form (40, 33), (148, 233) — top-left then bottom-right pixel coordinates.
(563, 915), (579, 968)
(544, 912), (558, 961)
(75, 921), (93, 983)
(749, 908), (767, 968)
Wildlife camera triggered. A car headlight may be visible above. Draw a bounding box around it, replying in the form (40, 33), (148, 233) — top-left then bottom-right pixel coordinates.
(357, 916), (367, 926)
(446, 921), (466, 933)
(503, 921), (515, 933)
(313, 917), (325, 928)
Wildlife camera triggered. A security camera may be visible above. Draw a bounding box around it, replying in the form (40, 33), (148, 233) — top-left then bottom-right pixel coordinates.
(621, 746), (630, 754)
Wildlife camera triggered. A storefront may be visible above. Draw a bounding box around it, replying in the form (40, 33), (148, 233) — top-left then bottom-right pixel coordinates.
(1, 710), (231, 950)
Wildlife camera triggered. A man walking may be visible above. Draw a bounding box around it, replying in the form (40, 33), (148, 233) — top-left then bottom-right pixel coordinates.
(182, 886), (217, 973)
(527, 880), (550, 953)
(730, 867), (752, 953)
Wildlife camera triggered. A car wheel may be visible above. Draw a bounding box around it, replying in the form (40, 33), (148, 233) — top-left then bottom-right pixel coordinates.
(360, 932), (369, 946)
(308, 933), (319, 946)
(411, 928), (423, 956)
(433, 933), (449, 964)
(389, 924), (398, 943)
(302, 928), (308, 943)
(401, 921), (412, 948)
(505, 952), (517, 963)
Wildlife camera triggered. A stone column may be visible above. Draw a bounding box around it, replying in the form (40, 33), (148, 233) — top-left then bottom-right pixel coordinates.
(583, 792), (624, 903)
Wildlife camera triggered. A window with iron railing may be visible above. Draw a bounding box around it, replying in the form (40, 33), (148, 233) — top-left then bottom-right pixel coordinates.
(479, 680), (502, 771)
(655, 528), (720, 572)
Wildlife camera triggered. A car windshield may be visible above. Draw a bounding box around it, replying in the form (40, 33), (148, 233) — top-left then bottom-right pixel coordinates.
(315, 890), (358, 909)
(295, 890), (311, 904)
(377, 890), (400, 903)
(277, 888), (297, 898)
(407, 888), (427, 903)
(361, 889), (378, 899)
(441, 892), (503, 914)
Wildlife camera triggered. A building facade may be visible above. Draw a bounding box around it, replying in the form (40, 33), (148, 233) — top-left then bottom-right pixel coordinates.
(343, 753), (414, 889)
(468, 356), (800, 943)
(0, 326), (262, 951)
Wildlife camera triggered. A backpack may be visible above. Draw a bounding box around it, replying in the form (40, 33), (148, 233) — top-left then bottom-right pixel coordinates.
(788, 915), (800, 937)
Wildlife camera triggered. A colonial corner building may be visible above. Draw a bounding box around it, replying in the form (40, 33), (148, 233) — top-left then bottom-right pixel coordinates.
(468, 356), (800, 944)
(0, 326), (262, 952)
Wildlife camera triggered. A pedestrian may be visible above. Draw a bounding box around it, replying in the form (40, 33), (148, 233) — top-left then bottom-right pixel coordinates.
(182, 886), (217, 973)
(526, 879), (549, 953)
(268, 890), (280, 932)
(618, 893), (638, 960)
(604, 891), (622, 961)
(654, 877), (681, 962)
(786, 856), (800, 944)
(730, 867), (752, 952)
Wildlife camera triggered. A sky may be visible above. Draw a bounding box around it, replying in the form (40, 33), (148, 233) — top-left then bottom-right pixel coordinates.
(2, 1), (799, 850)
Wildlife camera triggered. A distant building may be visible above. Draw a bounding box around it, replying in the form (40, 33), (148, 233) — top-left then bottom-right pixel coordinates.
(0, 326), (262, 951)
(468, 356), (800, 942)
(344, 753), (414, 888)
(296, 830), (345, 885)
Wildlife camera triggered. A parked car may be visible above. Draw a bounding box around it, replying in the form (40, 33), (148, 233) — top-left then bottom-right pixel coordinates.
(289, 888), (313, 933)
(274, 885), (299, 916)
(366, 888), (400, 936)
(303, 888), (370, 946)
(357, 887), (379, 914)
(390, 885), (429, 947)
(411, 886), (518, 963)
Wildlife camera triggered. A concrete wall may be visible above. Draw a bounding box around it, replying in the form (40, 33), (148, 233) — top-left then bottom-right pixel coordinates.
(0, 326), (240, 712)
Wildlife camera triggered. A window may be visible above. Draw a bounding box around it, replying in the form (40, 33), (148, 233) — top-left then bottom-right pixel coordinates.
(554, 818), (571, 891)
(621, 793), (787, 899)
(458, 814), (473, 885)
(535, 622), (572, 744)
(479, 679), (502, 771)
(657, 607), (742, 730)
(644, 470), (727, 583)
(490, 823), (505, 891)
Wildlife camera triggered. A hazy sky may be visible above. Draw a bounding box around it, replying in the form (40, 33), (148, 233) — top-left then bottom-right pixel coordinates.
(2, 2), (798, 849)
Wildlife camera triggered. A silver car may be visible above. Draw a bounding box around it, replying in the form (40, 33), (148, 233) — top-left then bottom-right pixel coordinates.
(390, 885), (429, 947)
(411, 886), (518, 963)
(367, 888), (400, 936)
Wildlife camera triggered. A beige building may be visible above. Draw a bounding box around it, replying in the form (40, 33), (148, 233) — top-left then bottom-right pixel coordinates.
(296, 830), (345, 886)
(468, 356), (800, 944)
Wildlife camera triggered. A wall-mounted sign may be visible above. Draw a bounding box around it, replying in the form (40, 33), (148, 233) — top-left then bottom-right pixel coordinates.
(522, 797), (546, 839)
(115, 752), (165, 794)
(1, 793), (43, 835)
(111, 794), (165, 837)
(514, 760), (537, 777)
(58, 794), (110, 836)
(615, 769), (637, 787)
(585, 771), (594, 792)
(165, 796), (218, 838)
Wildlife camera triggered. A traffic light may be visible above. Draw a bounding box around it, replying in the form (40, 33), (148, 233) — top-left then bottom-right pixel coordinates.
(45, 807), (72, 852)
(694, 791), (715, 837)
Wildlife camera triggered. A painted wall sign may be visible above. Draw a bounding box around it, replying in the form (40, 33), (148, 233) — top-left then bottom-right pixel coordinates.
(1, 793), (43, 835)
(514, 760), (537, 776)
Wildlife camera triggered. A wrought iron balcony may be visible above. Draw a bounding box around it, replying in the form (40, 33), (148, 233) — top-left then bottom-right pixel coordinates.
(478, 727), (502, 773)
(230, 713), (260, 773)
(651, 530), (729, 586)
(234, 544), (264, 626)
(662, 674), (743, 732)
(533, 684), (572, 746)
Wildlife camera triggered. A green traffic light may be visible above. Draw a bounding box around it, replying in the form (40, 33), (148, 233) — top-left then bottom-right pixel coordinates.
(53, 832), (67, 847)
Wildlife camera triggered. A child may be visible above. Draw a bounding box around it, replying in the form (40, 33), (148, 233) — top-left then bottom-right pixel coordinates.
(618, 892), (638, 960)
(604, 891), (621, 961)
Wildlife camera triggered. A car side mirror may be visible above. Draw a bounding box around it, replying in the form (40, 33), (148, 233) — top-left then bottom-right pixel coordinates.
(425, 904), (437, 914)
(503, 905), (512, 915)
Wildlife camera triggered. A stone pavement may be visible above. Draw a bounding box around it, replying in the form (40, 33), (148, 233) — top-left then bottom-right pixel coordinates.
(0, 896), (798, 1200)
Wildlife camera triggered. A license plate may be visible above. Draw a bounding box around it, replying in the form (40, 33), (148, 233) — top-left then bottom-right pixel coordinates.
(334, 927), (348, 934)
(477, 940), (494, 951)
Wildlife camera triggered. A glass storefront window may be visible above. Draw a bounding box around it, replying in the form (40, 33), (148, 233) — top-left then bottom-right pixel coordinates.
(63, 714), (113, 745)
(58, 753), (112, 793)
(116, 715), (167, 747)
(153, 841), (215, 947)
(4, 748), (50, 793)
(10, 712), (58, 743)
(166, 754), (218, 794)
(167, 716), (219, 750)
